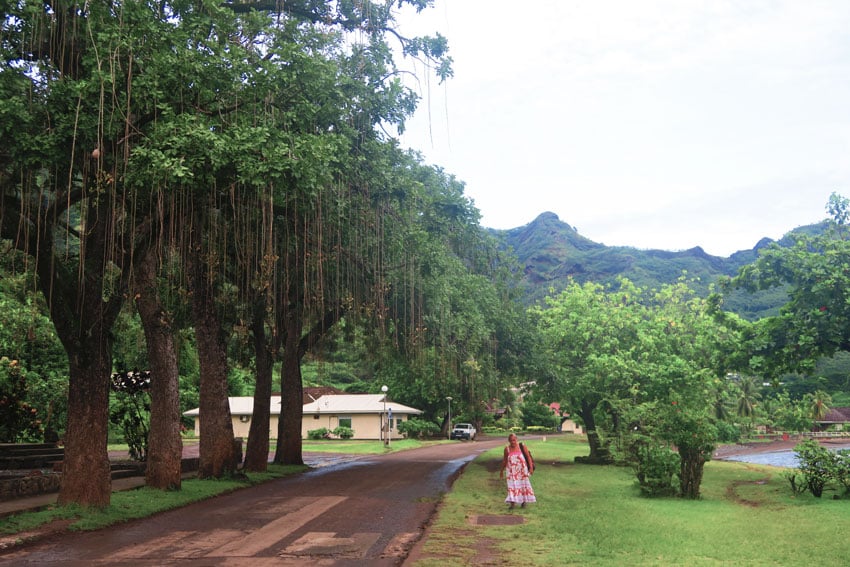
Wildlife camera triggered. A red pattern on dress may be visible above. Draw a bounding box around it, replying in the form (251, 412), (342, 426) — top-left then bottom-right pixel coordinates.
(505, 447), (536, 504)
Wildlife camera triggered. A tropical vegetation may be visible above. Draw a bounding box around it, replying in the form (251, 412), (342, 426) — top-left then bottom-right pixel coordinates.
(2, 0), (850, 516)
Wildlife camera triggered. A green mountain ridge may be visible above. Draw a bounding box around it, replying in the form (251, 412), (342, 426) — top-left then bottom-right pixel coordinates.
(491, 211), (826, 320)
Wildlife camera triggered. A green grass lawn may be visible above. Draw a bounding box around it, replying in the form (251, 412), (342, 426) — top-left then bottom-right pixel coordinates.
(410, 435), (850, 567)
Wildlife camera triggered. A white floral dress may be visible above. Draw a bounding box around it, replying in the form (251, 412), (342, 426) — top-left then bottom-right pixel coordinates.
(504, 446), (536, 505)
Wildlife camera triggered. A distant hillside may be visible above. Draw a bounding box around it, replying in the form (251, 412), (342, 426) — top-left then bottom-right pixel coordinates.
(490, 212), (827, 320)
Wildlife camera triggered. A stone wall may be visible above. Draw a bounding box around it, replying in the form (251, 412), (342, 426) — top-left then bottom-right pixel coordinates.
(0, 471), (62, 501)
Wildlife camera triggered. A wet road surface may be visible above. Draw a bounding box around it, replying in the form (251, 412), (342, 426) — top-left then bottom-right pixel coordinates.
(0, 438), (505, 566)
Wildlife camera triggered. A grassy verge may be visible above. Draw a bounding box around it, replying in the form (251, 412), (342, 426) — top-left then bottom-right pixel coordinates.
(0, 464), (306, 535)
(410, 435), (850, 567)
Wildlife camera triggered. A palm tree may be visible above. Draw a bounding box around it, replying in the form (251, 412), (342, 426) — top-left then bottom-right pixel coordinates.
(736, 376), (761, 421)
(809, 390), (832, 421)
(712, 383), (731, 422)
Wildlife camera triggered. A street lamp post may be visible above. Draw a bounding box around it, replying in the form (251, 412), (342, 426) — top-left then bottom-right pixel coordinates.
(446, 396), (452, 439)
(381, 385), (389, 447)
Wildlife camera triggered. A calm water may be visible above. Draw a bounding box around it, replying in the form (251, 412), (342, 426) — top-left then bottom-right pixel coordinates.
(722, 444), (850, 468)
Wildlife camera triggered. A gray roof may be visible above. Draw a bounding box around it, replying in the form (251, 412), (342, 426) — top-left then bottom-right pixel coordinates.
(303, 394), (422, 415)
(184, 394), (421, 417)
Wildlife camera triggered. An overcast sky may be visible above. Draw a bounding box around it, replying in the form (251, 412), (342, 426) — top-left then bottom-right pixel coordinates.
(394, 1), (850, 257)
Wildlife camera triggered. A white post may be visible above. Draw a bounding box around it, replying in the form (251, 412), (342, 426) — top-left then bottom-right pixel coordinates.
(381, 385), (389, 447)
(446, 396), (453, 439)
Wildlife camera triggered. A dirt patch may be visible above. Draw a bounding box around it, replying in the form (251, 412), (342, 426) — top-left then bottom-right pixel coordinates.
(0, 519), (74, 551)
(470, 535), (509, 565)
(725, 477), (772, 507)
(469, 515), (525, 526)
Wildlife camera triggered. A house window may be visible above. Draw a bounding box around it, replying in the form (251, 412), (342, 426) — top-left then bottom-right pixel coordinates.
(339, 416), (352, 429)
(313, 414), (320, 420)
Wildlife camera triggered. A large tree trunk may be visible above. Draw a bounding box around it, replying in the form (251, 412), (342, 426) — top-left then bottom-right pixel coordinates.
(678, 447), (707, 499)
(575, 398), (613, 465)
(188, 233), (236, 479)
(58, 341), (112, 508)
(272, 304), (345, 465)
(134, 248), (183, 489)
(274, 311), (304, 465)
(244, 297), (274, 472)
(49, 196), (126, 508)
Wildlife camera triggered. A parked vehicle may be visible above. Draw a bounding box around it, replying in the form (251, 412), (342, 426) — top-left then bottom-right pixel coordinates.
(450, 423), (477, 440)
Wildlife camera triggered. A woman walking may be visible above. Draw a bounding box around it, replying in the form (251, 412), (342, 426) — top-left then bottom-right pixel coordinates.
(499, 433), (536, 509)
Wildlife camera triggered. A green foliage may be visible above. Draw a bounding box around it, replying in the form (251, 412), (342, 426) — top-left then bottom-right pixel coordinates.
(519, 401), (559, 430)
(0, 263), (69, 434)
(659, 401), (717, 499)
(307, 428), (331, 440)
(331, 426), (354, 439)
(0, 358), (43, 442)
(830, 449), (850, 495)
(793, 439), (833, 497)
(732, 211), (850, 376)
(109, 393), (150, 462)
(630, 441), (680, 497)
(534, 276), (743, 495)
(714, 420), (741, 443)
(397, 418), (440, 439)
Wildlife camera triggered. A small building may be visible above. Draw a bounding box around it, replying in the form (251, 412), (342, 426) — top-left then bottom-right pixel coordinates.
(816, 407), (850, 431)
(547, 402), (584, 434)
(183, 393), (423, 440)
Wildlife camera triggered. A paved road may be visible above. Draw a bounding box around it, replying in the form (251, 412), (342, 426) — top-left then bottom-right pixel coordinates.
(0, 438), (505, 566)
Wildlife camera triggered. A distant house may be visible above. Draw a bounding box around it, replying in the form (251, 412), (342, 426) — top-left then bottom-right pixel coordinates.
(816, 407), (850, 431)
(183, 393), (423, 440)
(548, 402), (584, 434)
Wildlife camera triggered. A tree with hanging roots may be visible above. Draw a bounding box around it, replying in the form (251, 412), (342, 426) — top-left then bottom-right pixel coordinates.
(1, 0), (451, 505)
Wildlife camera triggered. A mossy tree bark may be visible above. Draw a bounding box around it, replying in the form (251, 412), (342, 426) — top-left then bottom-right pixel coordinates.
(134, 247), (183, 490)
(188, 223), (236, 479)
(244, 296), (276, 472)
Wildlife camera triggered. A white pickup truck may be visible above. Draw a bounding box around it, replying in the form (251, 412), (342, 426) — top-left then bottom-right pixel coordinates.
(450, 423), (477, 440)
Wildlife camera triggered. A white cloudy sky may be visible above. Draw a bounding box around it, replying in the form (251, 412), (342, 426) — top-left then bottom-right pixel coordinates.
(394, 0), (850, 257)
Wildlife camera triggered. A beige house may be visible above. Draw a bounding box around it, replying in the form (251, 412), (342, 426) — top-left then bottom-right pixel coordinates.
(184, 394), (423, 440)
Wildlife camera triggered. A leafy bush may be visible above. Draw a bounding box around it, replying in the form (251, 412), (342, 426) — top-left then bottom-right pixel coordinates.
(109, 371), (151, 461)
(622, 422), (679, 498)
(307, 428), (330, 440)
(0, 358), (43, 442)
(830, 450), (850, 495)
(631, 443), (680, 497)
(397, 418), (439, 439)
(794, 439), (834, 498)
(520, 401), (560, 430)
(332, 426), (354, 439)
(714, 421), (741, 443)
